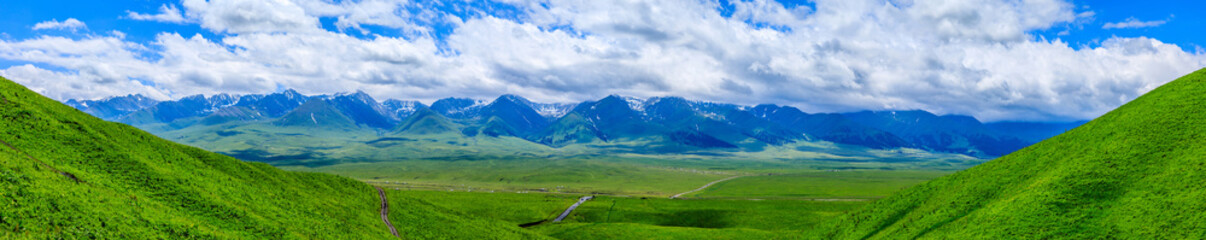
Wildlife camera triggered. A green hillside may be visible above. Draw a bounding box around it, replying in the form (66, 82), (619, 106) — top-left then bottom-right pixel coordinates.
(0, 76), (542, 239)
(393, 108), (460, 135)
(816, 68), (1206, 239)
(274, 99), (357, 129)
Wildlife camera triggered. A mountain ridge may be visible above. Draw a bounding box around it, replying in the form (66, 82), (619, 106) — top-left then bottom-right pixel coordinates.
(67, 91), (1083, 158)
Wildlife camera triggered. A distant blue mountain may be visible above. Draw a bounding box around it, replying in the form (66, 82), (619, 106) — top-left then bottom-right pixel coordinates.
(64, 94), (159, 121)
(570, 95), (661, 140)
(643, 97), (799, 148)
(382, 99), (427, 119)
(325, 91), (396, 129)
(842, 110), (1030, 156)
(750, 105), (912, 149)
(71, 91), (1084, 157)
(119, 94), (239, 125)
(274, 99), (357, 129)
(234, 89), (309, 118)
(474, 95), (550, 138)
(200, 106), (267, 125)
(393, 108), (459, 135)
(429, 97), (487, 119)
(984, 121), (1088, 143)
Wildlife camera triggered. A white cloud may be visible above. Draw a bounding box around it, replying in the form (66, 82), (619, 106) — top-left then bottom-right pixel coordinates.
(0, 64), (167, 101)
(127, 4), (188, 23)
(730, 0), (810, 28)
(1103, 17), (1168, 29)
(1, 0), (1204, 122)
(31, 18), (87, 31)
(181, 0), (320, 34)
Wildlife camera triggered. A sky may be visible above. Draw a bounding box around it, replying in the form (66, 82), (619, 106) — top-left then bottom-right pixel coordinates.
(0, 0), (1203, 122)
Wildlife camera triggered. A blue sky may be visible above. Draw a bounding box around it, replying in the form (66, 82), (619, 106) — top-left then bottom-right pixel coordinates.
(0, 0), (1203, 122)
(4, 1), (1201, 50)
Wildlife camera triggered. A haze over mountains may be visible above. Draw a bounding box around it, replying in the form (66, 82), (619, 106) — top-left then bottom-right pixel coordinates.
(67, 91), (1083, 158)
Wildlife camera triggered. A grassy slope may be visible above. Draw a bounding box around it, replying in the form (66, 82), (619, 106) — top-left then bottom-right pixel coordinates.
(0, 77), (540, 239)
(816, 69), (1206, 239)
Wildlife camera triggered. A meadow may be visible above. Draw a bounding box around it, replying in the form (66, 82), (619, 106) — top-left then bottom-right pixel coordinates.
(685, 170), (950, 199)
(382, 165), (947, 239)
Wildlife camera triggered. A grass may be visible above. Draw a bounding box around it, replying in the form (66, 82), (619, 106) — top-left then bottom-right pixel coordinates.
(294, 158), (743, 197)
(816, 68), (1206, 239)
(556, 196), (866, 231)
(687, 170), (950, 199)
(396, 190), (582, 225)
(0, 76), (542, 239)
(533, 223), (789, 240)
(384, 190), (552, 239)
(388, 189), (869, 239)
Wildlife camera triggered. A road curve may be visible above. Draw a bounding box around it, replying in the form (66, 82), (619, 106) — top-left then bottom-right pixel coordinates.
(376, 187), (400, 238)
(553, 196), (594, 222)
(670, 175), (746, 199)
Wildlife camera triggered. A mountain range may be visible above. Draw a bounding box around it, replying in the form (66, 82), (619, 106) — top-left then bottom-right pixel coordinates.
(66, 91), (1083, 159)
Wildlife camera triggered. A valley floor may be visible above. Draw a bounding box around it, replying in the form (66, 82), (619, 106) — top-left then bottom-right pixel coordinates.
(345, 158), (954, 239)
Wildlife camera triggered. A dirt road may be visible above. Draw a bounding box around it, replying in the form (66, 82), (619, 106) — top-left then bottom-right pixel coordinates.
(670, 175), (746, 199)
(377, 187), (399, 238)
(553, 196), (594, 222)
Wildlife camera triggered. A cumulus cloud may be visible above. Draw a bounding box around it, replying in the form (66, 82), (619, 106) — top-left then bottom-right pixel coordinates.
(2, 0), (1204, 122)
(31, 18), (87, 31)
(181, 0), (320, 33)
(1103, 16), (1169, 29)
(127, 4), (188, 23)
(0, 64), (167, 100)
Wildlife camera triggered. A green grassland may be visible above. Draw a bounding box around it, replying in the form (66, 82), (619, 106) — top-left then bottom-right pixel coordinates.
(393, 190), (583, 225)
(384, 190), (552, 239)
(293, 156), (966, 198)
(686, 171), (950, 199)
(815, 68), (1206, 239)
(393, 189), (870, 239)
(0, 76), (543, 239)
(555, 196), (865, 231)
(388, 166), (939, 239)
(295, 158), (741, 197)
(534, 223), (789, 240)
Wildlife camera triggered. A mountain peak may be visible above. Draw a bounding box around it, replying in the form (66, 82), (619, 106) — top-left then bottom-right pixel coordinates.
(430, 97), (488, 118)
(493, 94), (532, 105)
(280, 89), (303, 98)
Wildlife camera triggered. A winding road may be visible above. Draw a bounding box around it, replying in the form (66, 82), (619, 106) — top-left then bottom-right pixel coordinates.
(553, 196), (594, 222)
(670, 175), (746, 199)
(376, 187), (399, 238)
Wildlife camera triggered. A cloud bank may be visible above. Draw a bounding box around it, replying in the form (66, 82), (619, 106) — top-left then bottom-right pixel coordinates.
(2, 0), (1204, 122)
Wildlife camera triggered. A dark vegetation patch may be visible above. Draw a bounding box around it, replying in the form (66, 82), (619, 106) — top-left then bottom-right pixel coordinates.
(215, 130), (242, 137)
(220, 149), (341, 167)
(365, 137), (414, 144)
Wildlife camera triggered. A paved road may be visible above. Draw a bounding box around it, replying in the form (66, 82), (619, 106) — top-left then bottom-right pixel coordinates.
(376, 187), (400, 238)
(553, 196), (594, 222)
(670, 175), (746, 199)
